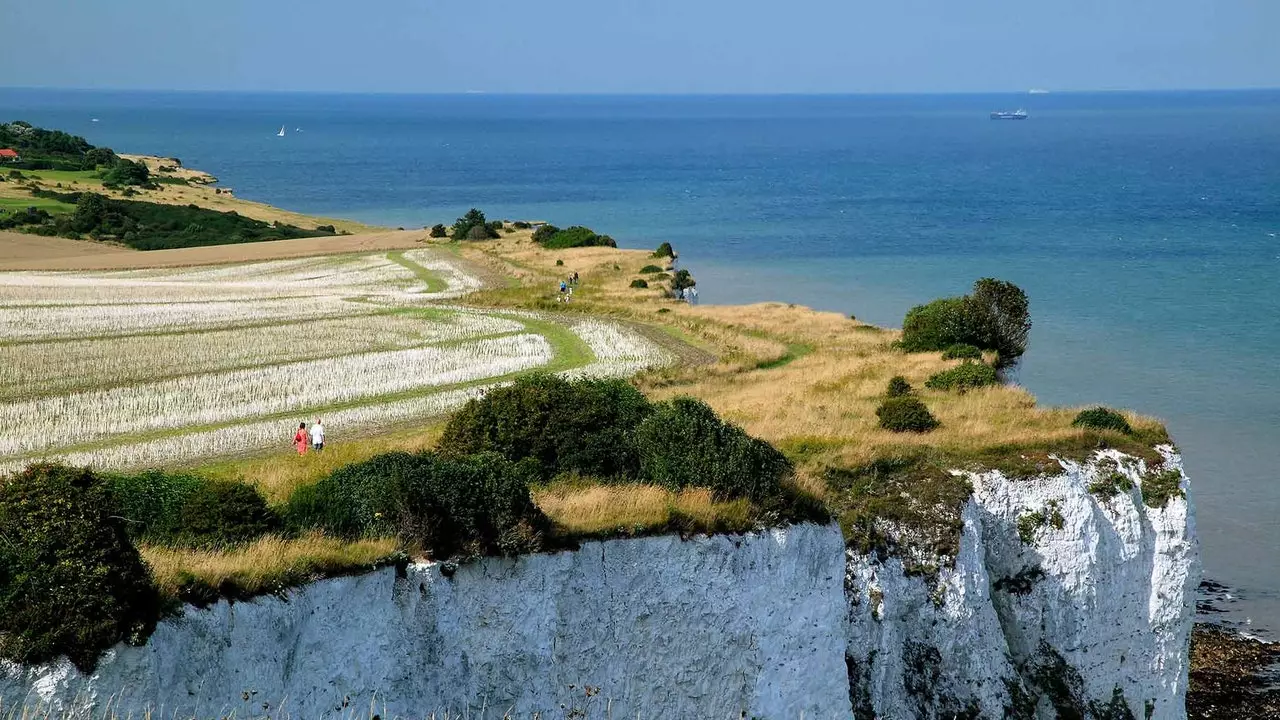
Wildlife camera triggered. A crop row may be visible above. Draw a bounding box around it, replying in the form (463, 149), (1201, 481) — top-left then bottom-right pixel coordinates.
(563, 319), (673, 380)
(0, 311), (524, 401)
(0, 334), (553, 459)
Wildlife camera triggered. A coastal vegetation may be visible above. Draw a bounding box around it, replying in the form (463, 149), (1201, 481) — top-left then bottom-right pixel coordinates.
(0, 190), (338, 249)
(0, 201), (1177, 673)
(451, 208), (500, 240)
(899, 277), (1031, 365)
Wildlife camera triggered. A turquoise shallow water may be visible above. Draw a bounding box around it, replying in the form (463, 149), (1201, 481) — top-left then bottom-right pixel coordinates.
(3, 89), (1277, 631)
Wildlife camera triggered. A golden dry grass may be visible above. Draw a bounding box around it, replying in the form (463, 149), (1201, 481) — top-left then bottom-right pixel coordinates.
(535, 484), (753, 536)
(141, 533), (399, 600)
(205, 423), (445, 504)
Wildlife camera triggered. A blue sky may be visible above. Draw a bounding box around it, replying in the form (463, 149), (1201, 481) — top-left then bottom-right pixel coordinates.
(2, 0), (1276, 93)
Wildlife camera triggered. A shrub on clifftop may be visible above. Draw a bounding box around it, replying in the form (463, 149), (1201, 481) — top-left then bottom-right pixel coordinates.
(876, 396), (940, 433)
(899, 278), (1031, 365)
(1072, 407), (1133, 434)
(438, 374), (654, 480)
(653, 242), (676, 258)
(635, 396), (792, 502)
(925, 362), (998, 392)
(0, 464), (161, 671)
(451, 208), (499, 241)
(535, 225), (617, 250)
(886, 376), (913, 397)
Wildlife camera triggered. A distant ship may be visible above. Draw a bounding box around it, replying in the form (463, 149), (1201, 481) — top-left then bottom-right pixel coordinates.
(990, 109), (1029, 120)
(277, 126), (286, 137)
(1028, 88), (1050, 95)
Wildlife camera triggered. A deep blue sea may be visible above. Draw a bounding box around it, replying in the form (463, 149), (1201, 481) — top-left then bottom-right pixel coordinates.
(3, 88), (1278, 632)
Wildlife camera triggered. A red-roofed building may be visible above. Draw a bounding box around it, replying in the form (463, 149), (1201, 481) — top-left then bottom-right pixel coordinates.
(0, 149), (19, 162)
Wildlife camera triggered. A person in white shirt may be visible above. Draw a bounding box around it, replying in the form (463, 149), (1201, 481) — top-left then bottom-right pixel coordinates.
(310, 418), (325, 451)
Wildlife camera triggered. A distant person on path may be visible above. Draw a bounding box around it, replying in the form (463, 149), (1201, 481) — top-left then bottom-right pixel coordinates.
(310, 418), (325, 451)
(293, 422), (309, 455)
(688, 287), (699, 305)
(572, 271), (579, 284)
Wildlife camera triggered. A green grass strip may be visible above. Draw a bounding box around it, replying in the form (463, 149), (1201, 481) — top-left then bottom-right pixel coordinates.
(386, 250), (448, 293)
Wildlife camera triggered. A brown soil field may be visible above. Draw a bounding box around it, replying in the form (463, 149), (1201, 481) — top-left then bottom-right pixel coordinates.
(0, 230), (131, 262)
(0, 229), (430, 271)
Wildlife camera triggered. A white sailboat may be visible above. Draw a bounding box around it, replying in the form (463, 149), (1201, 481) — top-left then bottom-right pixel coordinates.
(277, 126), (286, 137)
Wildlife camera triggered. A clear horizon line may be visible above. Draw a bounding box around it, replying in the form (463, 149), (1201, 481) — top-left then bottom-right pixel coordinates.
(2, 85), (1279, 97)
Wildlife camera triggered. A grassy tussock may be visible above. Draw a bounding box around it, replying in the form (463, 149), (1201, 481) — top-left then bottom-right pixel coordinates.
(536, 483), (753, 537)
(141, 533), (398, 603)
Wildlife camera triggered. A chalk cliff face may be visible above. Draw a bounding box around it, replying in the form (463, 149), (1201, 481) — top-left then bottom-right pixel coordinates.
(845, 446), (1198, 719)
(2, 449), (1197, 720)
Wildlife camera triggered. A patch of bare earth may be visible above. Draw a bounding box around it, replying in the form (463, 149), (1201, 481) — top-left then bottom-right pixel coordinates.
(0, 229), (431, 271)
(0, 230), (132, 262)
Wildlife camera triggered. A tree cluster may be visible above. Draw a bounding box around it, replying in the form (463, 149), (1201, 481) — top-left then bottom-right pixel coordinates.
(899, 278), (1031, 365)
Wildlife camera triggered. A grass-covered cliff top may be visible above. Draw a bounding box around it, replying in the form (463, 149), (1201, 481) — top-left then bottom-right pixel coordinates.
(0, 202), (1177, 672)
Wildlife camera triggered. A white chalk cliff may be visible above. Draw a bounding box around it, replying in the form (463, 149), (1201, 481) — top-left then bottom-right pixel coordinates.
(2, 449), (1197, 719)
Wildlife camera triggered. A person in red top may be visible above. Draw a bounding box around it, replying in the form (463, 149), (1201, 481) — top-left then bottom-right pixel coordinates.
(293, 422), (309, 455)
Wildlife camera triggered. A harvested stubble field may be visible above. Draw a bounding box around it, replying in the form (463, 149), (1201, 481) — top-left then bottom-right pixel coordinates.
(0, 246), (673, 476)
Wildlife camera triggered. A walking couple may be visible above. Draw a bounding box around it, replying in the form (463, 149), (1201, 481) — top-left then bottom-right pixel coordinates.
(293, 418), (325, 454)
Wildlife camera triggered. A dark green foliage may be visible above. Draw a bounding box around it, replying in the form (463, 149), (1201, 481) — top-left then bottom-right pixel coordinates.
(102, 159), (151, 187)
(886, 376), (913, 398)
(941, 343), (982, 360)
(284, 452), (416, 538)
(286, 451), (548, 559)
(876, 397), (939, 432)
(0, 121), (98, 170)
(630, 278), (649, 288)
(0, 464), (160, 671)
(1088, 460), (1135, 499)
(653, 241), (676, 258)
(555, 258), (564, 266)
(437, 374), (655, 480)
(536, 225), (618, 250)
(925, 362), (999, 392)
(1141, 469), (1184, 509)
(488, 220), (505, 233)
(396, 452), (547, 558)
(531, 224), (560, 244)
(899, 297), (971, 353)
(315, 224), (336, 233)
(174, 480), (278, 548)
(639, 264), (664, 274)
(634, 396), (792, 502)
(4, 192), (331, 249)
(104, 469), (204, 542)
(967, 278), (1031, 362)
(512, 220), (532, 229)
(429, 223), (448, 238)
(82, 147), (119, 170)
(1071, 407), (1133, 434)
(451, 208), (499, 240)
(899, 279), (1031, 365)
(671, 268), (696, 291)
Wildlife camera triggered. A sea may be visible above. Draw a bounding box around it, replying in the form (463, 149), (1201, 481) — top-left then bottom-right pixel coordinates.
(2, 88), (1278, 633)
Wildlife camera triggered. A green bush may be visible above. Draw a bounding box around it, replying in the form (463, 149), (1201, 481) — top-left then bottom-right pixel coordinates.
(1071, 407), (1133, 434)
(174, 480), (278, 547)
(104, 469), (204, 542)
(0, 464), (160, 671)
(634, 396), (792, 502)
(284, 451), (417, 538)
(531, 224), (560, 244)
(925, 362), (999, 392)
(102, 159), (150, 187)
(876, 397), (940, 433)
(899, 297), (970, 353)
(886, 376), (912, 397)
(429, 223), (447, 238)
(639, 264), (664, 274)
(437, 374), (654, 480)
(898, 279), (1031, 364)
(555, 259), (564, 266)
(451, 208), (499, 240)
(941, 343), (982, 360)
(671, 268), (696, 292)
(630, 278), (649, 288)
(537, 225), (617, 250)
(1141, 469), (1184, 509)
(653, 242), (676, 258)
(513, 220), (532, 230)
(397, 452), (547, 558)
(288, 451), (547, 559)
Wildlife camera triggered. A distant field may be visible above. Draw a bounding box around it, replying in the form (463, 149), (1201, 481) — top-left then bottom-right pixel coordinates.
(0, 195), (74, 213)
(0, 247), (671, 473)
(0, 228), (426, 270)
